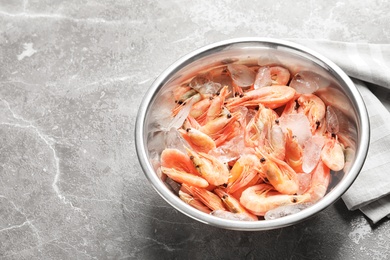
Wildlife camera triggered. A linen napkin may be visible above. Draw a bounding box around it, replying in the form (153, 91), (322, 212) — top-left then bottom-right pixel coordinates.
(289, 39), (390, 224)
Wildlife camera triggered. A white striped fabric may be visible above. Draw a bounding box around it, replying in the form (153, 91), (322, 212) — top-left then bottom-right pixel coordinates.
(290, 39), (390, 89)
(360, 195), (390, 223)
(288, 39), (390, 223)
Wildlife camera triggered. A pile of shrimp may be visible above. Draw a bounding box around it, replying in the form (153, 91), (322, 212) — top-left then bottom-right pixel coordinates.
(159, 62), (348, 221)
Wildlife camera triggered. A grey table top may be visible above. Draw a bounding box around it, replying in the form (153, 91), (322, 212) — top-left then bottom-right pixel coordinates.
(1, 1), (390, 259)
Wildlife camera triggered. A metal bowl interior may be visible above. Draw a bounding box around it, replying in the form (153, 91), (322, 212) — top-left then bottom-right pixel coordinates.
(135, 38), (370, 231)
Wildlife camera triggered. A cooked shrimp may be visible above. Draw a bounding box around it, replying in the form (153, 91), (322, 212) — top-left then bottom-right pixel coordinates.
(254, 66), (291, 88)
(161, 166), (209, 188)
(160, 148), (198, 175)
(174, 85), (195, 103)
(281, 99), (300, 116)
(172, 91), (202, 116)
(183, 115), (201, 130)
(226, 85), (296, 110)
(187, 148), (229, 186)
(232, 82), (244, 97)
(189, 97), (213, 123)
(269, 66), (291, 85)
(226, 154), (263, 194)
(321, 134), (345, 171)
(184, 184), (226, 211)
(214, 188), (258, 221)
(179, 127), (216, 153)
(213, 119), (242, 147)
(200, 110), (239, 138)
(245, 104), (278, 148)
(179, 189), (211, 214)
(305, 160), (331, 202)
(206, 85), (230, 122)
(240, 184), (309, 216)
(284, 128), (303, 173)
(297, 94), (326, 134)
(200, 109), (243, 147)
(257, 150), (299, 195)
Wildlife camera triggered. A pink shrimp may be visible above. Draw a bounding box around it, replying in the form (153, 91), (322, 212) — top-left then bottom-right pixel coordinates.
(226, 154), (263, 195)
(214, 188), (258, 221)
(254, 66), (291, 88)
(200, 109), (244, 147)
(160, 148), (198, 175)
(305, 160), (331, 203)
(297, 93), (326, 134)
(284, 128), (303, 173)
(240, 184), (309, 216)
(184, 184), (226, 211)
(206, 85), (231, 122)
(172, 91), (203, 116)
(189, 97), (213, 123)
(179, 188), (211, 214)
(257, 150), (299, 195)
(226, 85), (296, 110)
(214, 119), (242, 147)
(179, 127), (216, 153)
(281, 99), (300, 116)
(200, 110), (239, 138)
(245, 104), (278, 148)
(269, 66), (291, 85)
(183, 115), (201, 130)
(321, 134), (345, 171)
(161, 166), (209, 188)
(186, 148), (229, 186)
(173, 85), (195, 103)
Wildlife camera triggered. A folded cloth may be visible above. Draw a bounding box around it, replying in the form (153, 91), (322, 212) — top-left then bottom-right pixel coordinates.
(289, 39), (390, 223)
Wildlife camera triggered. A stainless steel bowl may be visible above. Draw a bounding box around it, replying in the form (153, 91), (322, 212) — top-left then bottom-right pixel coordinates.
(135, 38), (370, 231)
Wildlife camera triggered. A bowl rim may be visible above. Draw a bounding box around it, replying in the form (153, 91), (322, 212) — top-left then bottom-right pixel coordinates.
(135, 37), (370, 231)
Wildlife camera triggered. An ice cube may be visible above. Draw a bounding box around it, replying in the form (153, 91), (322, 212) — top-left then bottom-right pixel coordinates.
(211, 210), (257, 221)
(302, 135), (325, 173)
(297, 172), (312, 194)
(254, 66), (272, 89)
(147, 130), (166, 156)
(189, 74), (221, 95)
(209, 135), (246, 163)
(208, 67), (233, 94)
(167, 97), (197, 130)
(148, 89), (177, 131)
(290, 71), (329, 94)
(165, 127), (188, 152)
(326, 106), (339, 134)
(279, 113), (312, 146)
(264, 203), (313, 220)
(227, 64), (256, 87)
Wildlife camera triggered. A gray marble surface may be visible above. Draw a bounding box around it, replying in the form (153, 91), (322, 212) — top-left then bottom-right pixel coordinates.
(1, 1), (390, 259)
